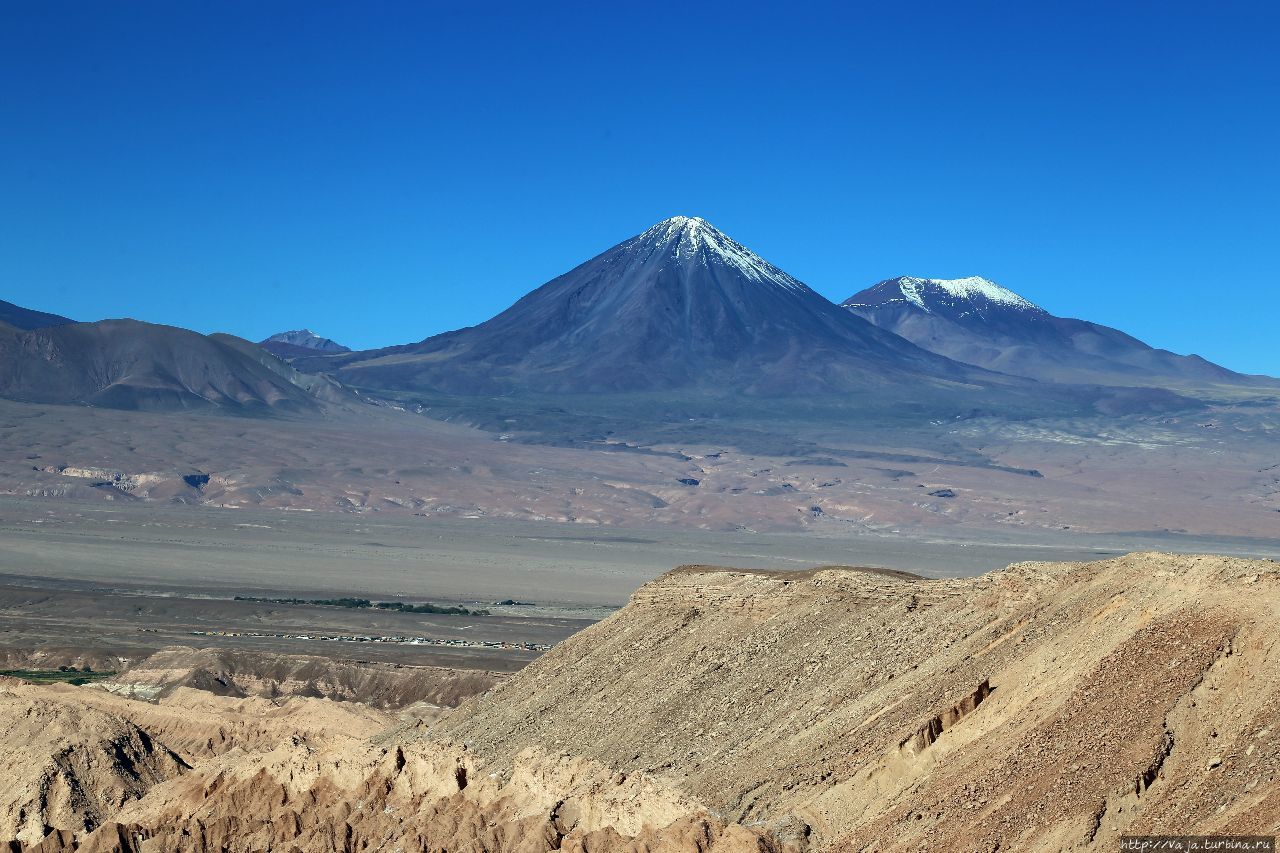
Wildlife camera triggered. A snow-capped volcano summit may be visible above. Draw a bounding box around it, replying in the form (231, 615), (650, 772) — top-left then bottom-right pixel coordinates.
(846, 276), (1045, 316)
(314, 217), (989, 395)
(843, 275), (1246, 386)
(621, 216), (809, 293)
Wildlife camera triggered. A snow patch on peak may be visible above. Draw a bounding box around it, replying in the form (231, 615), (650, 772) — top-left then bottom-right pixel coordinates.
(628, 217), (809, 294)
(898, 278), (927, 309)
(657, 215), (706, 228)
(897, 277), (1042, 312)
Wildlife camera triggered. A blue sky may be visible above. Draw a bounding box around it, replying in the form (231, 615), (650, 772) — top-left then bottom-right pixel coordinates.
(2, 1), (1277, 374)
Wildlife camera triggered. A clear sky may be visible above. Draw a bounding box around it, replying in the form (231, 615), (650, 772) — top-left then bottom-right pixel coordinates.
(3, 1), (1277, 374)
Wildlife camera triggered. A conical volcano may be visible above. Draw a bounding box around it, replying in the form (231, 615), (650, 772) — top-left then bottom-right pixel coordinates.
(321, 217), (990, 395)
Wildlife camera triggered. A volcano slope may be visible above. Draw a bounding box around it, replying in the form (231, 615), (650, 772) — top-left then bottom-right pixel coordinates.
(299, 216), (998, 396)
(3, 553), (1278, 851)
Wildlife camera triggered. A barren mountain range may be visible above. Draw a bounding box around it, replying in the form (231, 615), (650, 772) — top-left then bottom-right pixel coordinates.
(2, 217), (1269, 414)
(1, 552), (1276, 851)
(843, 275), (1264, 386)
(0, 216), (1276, 538)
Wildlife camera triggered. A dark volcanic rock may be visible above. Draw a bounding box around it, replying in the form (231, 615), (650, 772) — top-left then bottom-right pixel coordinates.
(0, 298), (75, 330)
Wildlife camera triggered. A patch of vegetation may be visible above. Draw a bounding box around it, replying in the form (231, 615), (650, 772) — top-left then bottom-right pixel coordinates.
(1, 667), (115, 686)
(234, 595), (489, 616)
(372, 601), (486, 615)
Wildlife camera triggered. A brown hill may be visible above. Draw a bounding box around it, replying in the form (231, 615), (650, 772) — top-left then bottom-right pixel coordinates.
(3, 552), (1278, 851)
(0, 680), (189, 846)
(0, 677), (394, 847)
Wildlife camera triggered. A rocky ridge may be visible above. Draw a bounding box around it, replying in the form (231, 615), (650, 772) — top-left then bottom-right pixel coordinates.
(98, 646), (502, 710)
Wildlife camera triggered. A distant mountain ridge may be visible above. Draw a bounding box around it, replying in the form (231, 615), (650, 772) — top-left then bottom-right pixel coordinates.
(298, 216), (995, 395)
(0, 298), (75, 331)
(0, 317), (338, 413)
(843, 276), (1256, 386)
(4, 231), (1270, 421)
(259, 329), (350, 359)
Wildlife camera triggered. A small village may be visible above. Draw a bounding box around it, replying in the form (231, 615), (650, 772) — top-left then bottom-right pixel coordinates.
(187, 629), (553, 652)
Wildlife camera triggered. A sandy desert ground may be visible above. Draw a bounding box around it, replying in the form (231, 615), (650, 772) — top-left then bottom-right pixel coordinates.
(4, 496), (1250, 607)
(3, 391), (1278, 539)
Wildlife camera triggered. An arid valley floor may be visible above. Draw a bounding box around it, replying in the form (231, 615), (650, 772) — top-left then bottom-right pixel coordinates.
(0, 484), (1278, 851)
(3, 493), (1277, 667)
